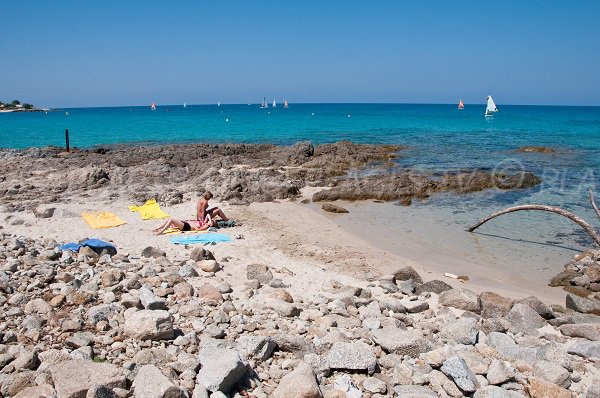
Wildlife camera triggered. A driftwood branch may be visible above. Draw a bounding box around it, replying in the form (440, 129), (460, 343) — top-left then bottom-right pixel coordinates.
(589, 189), (600, 222)
(468, 204), (600, 246)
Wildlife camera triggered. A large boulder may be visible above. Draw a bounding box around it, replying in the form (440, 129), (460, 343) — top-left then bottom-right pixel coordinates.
(505, 303), (546, 334)
(526, 377), (572, 398)
(479, 292), (513, 319)
(566, 294), (600, 315)
(439, 317), (478, 345)
(392, 266), (423, 284)
(441, 356), (479, 393)
(438, 288), (480, 313)
(272, 362), (323, 398)
(371, 328), (430, 357)
(50, 360), (127, 398)
(124, 310), (174, 340)
(325, 342), (377, 374)
(132, 364), (185, 398)
(197, 347), (246, 393)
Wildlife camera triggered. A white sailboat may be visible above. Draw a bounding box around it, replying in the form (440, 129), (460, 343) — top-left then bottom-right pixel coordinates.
(272, 99), (277, 108)
(183, 101), (187, 108)
(217, 101), (221, 107)
(284, 99), (289, 109)
(260, 97), (268, 109)
(485, 96), (498, 117)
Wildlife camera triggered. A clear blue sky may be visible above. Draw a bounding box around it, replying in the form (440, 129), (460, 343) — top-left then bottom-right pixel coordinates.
(2, 1), (599, 107)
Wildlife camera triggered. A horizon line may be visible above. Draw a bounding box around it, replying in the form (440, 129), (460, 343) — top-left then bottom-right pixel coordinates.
(45, 101), (600, 110)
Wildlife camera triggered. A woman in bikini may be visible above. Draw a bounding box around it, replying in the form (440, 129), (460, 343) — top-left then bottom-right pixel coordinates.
(152, 213), (215, 236)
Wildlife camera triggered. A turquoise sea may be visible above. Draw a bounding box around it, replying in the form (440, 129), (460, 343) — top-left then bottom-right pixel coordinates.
(2, 103), (600, 249)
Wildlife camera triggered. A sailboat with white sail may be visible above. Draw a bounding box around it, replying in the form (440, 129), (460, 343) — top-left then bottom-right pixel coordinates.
(485, 96), (498, 117)
(458, 99), (464, 109)
(151, 101), (156, 111)
(284, 99), (289, 109)
(183, 101), (187, 108)
(272, 99), (277, 108)
(260, 97), (268, 109)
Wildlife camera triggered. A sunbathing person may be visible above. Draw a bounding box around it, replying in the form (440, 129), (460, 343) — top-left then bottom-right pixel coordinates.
(197, 191), (229, 222)
(153, 214), (214, 236)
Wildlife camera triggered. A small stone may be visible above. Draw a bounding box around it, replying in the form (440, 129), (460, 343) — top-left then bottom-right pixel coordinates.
(190, 247), (215, 261)
(438, 288), (481, 313)
(237, 335), (276, 362)
(197, 347), (247, 393)
(440, 317), (478, 345)
(326, 341), (377, 374)
(141, 246), (166, 258)
(199, 260), (220, 273)
(527, 377), (572, 398)
(50, 360), (127, 398)
(566, 294), (600, 315)
(362, 377), (387, 394)
(198, 284), (223, 302)
(139, 287), (167, 310)
(86, 384), (117, 398)
(246, 264), (273, 284)
(441, 356), (479, 393)
(415, 280), (452, 294)
(479, 292), (513, 319)
(505, 303), (546, 334)
(486, 359), (514, 385)
(272, 362), (323, 398)
(272, 288), (294, 303)
(132, 364), (184, 398)
(393, 266), (423, 284)
(371, 328), (430, 357)
(123, 310), (174, 340)
(321, 203), (349, 213)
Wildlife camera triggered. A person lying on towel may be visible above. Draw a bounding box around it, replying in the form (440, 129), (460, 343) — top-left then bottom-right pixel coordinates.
(153, 213), (215, 236)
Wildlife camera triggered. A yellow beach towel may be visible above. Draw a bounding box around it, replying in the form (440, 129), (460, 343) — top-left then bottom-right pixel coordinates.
(82, 212), (127, 229)
(128, 198), (169, 220)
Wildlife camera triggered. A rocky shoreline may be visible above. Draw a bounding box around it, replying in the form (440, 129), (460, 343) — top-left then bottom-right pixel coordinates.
(1, 232), (600, 397)
(0, 141), (539, 213)
(2, 141), (599, 397)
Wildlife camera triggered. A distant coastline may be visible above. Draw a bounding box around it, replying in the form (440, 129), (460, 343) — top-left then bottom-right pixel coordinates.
(0, 99), (46, 113)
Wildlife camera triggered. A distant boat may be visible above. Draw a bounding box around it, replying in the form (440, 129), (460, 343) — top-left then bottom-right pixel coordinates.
(458, 99), (464, 109)
(485, 96), (498, 117)
(151, 102), (156, 111)
(217, 101), (221, 107)
(260, 97), (268, 109)
(183, 101), (187, 108)
(284, 99), (289, 109)
(272, 99), (277, 108)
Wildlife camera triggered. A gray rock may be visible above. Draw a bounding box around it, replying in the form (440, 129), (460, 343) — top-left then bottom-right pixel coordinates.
(533, 360), (570, 388)
(326, 341), (377, 374)
(371, 328), (430, 357)
(440, 317), (478, 345)
(139, 287), (167, 310)
(404, 300), (430, 313)
(588, 384), (600, 398)
(13, 384), (55, 398)
(272, 362), (323, 398)
(487, 332), (537, 362)
(415, 279), (452, 294)
(486, 359), (514, 385)
(246, 264), (273, 284)
(190, 247), (215, 261)
(362, 377), (387, 394)
(392, 385), (437, 397)
(141, 246), (166, 258)
(567, 340), (600, 359)
(124, 310), (174, 340)
(266, 299), (300, 317)
(192, 384), (210, 398)
(50, 360), (127, 398)
(87, 304), (121, 325)
(10, 350), (40, 371)
(479, 292), (513, 319)
(396, 279), (416, 294)
(86, 384), (117, 398)
(474, 385), (526, 398)
(438, 288), (480, 313)
(441, 356), (479, 393)
(236, 335), (276, 362)
(132, 364), (185, 398)
(321, 203), (349, 213)
(560, 323), (600, 340)
(505, 303), (546, 334)
(66, 332), (94, 348)
(179, 265), (199, 278)
(566, 294), (600, 315)
(197, 347), (246, 393)
(34, 205), (56, 218)
(393, 266), (423, 284)
(1, 371), (37, 397)
(550, 313), (600, 326)
(517, 296), (554, 319)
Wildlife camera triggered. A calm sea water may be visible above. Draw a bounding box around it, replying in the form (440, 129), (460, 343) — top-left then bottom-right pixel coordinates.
(2, 103), (600, 249)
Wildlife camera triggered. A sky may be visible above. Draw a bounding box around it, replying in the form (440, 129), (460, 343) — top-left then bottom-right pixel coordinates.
(1, 1), (599, 107)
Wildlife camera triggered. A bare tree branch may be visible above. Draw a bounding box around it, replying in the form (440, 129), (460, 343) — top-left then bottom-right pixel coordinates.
(468, 204), (600, 246)
(589, 189), (600, 222)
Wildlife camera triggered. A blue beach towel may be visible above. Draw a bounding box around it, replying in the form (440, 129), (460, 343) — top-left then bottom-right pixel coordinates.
(60, 238), (117, 255)
(170, 233), (232, 245)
